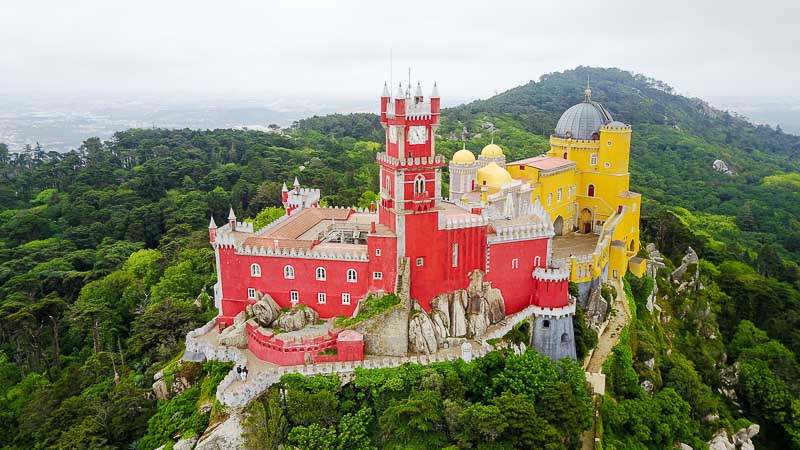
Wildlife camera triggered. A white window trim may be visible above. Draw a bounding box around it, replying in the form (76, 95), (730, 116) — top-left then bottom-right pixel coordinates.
(590, 154), (598, 166)
(341, 293), (351, 305)
(375, 248), (381, 256)
(373, 271), (383, 280)
(511, 258), (519, 269)
(317, 292), (326, 304)
(250, 263), (261, 277)
(547, 193), (553, 206)
(452, 243), (459, 268)
(290, 291), (299, 303)
(534, 256), (541, 267)
(247, 288), (257, 299)
(557, 188), (563, 202)
(284, 265), (295, 279)
(316, 267), (326, 281)
(346, 268), (357, 283)
(416, 257), (424, 267)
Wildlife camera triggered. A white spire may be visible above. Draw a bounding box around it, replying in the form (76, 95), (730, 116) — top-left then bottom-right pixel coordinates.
(282, 182), (288, 192)
(395, 82), (404, 99)
(228, 207), (236, 221)
(414, 81), (423, 97)
(382, 82), (390, 97)
(293, 177), (300, 187)
(208, 215), (217, 228)
(430, 82), (440, 98)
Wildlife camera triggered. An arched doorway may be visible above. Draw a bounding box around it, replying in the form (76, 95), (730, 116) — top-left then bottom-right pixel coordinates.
(553, 216), (564, 236)
(580, 208), (593, 234)
(587, 184), (595, 197)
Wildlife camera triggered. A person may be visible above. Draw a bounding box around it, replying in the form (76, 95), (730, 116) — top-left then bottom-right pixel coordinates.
(243, 366), (249, 381)
(236, 365), (242, 381)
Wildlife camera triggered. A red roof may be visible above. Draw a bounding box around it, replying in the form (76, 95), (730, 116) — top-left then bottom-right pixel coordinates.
(509, 156), (575, 171)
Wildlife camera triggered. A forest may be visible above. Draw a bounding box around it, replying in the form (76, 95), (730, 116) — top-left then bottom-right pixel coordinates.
(0, 66), (799, 448)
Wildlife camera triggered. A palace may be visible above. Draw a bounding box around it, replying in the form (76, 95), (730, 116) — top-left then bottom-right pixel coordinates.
(209, 80), (642, 363)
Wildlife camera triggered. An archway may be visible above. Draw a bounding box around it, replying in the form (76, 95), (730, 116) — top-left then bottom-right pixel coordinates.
(580, 208), (593, 234)
(629, 240), (636, 252)
(553, 216), (564, 236)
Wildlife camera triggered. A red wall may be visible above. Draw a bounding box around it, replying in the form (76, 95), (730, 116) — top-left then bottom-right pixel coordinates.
(485, 238), (549, 314)
(246, 324), (363, 366)
(404, 211), (488, 308)
(532, 278), (570, 308)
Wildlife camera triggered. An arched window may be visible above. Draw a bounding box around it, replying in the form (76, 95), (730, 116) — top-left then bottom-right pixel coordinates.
(561, 333), (569, 343)
(346, 268), (357, 283)
(413, 175), (425, 194)
(534, 256), (541, 267)
(587, 184), (595, 197)
(562, 151), (568, 159)
(283, 265), (295, 279)
(316, 267), (326, 281)
(385, 175), (391, 196)
(250, 263), (261, 277)
(590, 154), (598, 166)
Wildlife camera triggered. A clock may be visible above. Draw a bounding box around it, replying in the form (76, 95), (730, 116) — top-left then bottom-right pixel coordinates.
(408, 126), (428, 145)
(388, 125), (398, 144)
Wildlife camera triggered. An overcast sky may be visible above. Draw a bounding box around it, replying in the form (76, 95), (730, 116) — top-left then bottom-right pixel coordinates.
(2, 0), (798, 106)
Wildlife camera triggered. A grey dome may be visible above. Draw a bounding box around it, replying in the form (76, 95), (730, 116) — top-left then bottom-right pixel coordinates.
(554, 100), (613, 140)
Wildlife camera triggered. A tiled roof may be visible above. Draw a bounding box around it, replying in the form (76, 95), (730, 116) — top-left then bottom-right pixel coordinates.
(264, 208), (351, 240)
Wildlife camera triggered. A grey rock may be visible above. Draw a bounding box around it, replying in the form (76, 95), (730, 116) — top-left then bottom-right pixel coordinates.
(218, 322), (248, 348)
(644, 357), (655, 370)
(195, 409), (246, 450)
(251, 293), (281, 327)
(450, 291), (468, 337)
(640, 380), (655, 396)
(430, 309), (450, 346)
(708, 430), (735, 450)
(152, 370), (169, 401)
(173, 436), (198, 450)
(431, 294), (451, 326)
(679, 444), (693, 450)
(409, 309), (438, 354)
(274, 306), (319, 332)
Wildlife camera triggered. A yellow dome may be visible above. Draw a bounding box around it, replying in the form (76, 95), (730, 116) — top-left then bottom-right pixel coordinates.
(477, 162), (513, 189)
(452, 149), (476, 164)
(481, 143), (504, 158)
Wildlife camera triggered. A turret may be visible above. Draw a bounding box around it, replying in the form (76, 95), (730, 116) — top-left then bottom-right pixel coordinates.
(380, 82), (390, 122)
(208, 216), (217, 244)
(394, 82), (405, 117)
(414, 82), (423, 104)
(228, 207), (237, 231)
(281, 181), (289, 203)
(293, 177), (300, 194)
(430, 82), (440, 124)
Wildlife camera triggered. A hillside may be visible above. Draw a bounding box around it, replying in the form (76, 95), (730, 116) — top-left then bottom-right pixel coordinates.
(0, 67), (799, 448)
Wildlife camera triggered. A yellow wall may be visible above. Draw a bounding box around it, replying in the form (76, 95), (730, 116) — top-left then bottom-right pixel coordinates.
(507, 165), (578, 232)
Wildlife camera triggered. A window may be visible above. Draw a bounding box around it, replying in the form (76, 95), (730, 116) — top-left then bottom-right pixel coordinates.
(604, 161), (611, 169)
(416, 257), (424, 267)
(557, 188), (563, 202)
(587, 184), (595, 197)
(290, 291), (299, 303)
(632, 203), (637, 212)
(607, 140), (612, 147)
(567, 186), (571, 199)
(452, 243), (459, 268)
(590, 154), (598, 166)
(547, 193), (553, 206)
(375, 248), (381, 256)
(341, 293), (351, 305)
(543, 319), (550, 328)
(561, 333), (569, 343)
(316, 267), (326, 281)
(562, 151), (568, 159)
(346, 268), (357, 283)
(511, 258), (519, 269)
(284, 265), (295, 279)
(247, 288), (257, 299)
(385, 175), (391, 196)
(413, 175), (425, 194)
(534, 256), (541, 267)
(250, 263), (261, 277)
(373, 272), (383, 280)
(317, 293), (326, 304)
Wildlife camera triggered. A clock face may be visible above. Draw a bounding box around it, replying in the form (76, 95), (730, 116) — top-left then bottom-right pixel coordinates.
(408, 126), (428, 145)
(388, 125), (398, 143)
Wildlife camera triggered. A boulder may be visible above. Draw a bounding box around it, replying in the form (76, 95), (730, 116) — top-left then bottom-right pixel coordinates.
(430, 309), (450, 346)
(640, 380), (654, 397)
(152, 370), (169, 401)
(450, 291), (468, 337)
(409, 310), (438, 354)
(218, 322), (248, 348)
(484, 288), (506, 324)
(251, 293), (281, 327)
(679, 444), (693, 450)
(708, 430), (735, 450)
(431, 293), (451, 326)
(712, 159), (734, 175)
(275, 306), (319, 332)
(173, 436), (199, 450)
(195, 408), (246, 450)
(644, 357), (655, 370)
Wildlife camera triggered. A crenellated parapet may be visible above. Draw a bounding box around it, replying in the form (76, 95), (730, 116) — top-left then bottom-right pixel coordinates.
(236, 245), (369, 261)
(488, 222), (554, 243)
(376, 152), (446, 167)
(532, 267), (571, 282)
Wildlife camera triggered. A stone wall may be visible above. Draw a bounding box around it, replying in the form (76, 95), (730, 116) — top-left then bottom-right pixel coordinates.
(531, 315), (577, 361)
(352, 301), (410, 356)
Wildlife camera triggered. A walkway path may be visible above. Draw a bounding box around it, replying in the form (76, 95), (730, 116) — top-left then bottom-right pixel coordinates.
(585, 279), (630, 373)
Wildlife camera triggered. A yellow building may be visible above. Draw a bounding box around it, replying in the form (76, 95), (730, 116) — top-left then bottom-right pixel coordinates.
(447, 87), (641, 283)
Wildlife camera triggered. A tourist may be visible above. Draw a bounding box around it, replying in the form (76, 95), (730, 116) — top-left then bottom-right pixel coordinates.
(236, 365), (242, 381)
(243, 366), (249, 381)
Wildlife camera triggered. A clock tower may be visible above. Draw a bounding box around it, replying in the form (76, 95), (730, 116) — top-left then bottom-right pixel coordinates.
(377, 81), (445, 259)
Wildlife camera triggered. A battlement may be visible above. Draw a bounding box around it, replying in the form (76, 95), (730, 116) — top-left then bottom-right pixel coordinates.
(532, 267), (571, 282)
(376, 152), (446, 167)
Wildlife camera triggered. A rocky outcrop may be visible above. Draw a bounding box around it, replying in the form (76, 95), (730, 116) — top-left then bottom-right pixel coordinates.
(408, 310), (439, 354)
(218, 311), (248, 348)
(152, 361), (202, 401)
(671, 247), (702, 293)
(250, 293), (281, 327)
(719, 362), (741, 402)
(195, 409), (246, 450)
(274, 306), (319, 332)
(408, 270), (505, 354)
(708, 424), (759, 450)
(712, 159), (734, 176)
(584, 284), (609, 332)
(172, 436), (198, 450)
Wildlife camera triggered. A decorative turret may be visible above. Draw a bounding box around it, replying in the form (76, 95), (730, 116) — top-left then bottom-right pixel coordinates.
(281, 182), (289, 203)
(394, 82), (405, 117)
(430, 82), (440, 124)
(293, 177), (300, 194)
(414, 82), (423, 104)
(228, 207), (237, 231)
(208, 216), (217, 244)
(380, 82), (390, 122)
